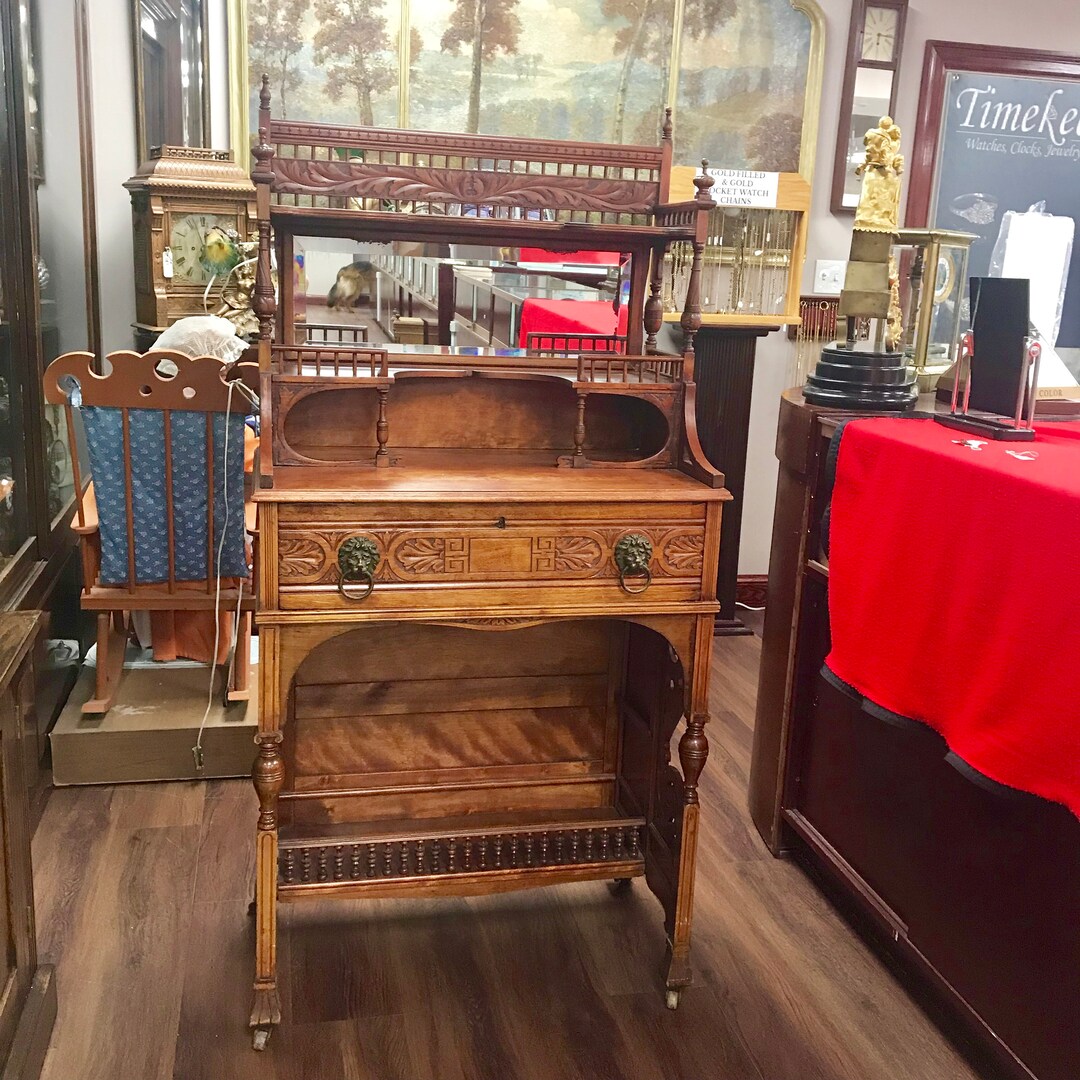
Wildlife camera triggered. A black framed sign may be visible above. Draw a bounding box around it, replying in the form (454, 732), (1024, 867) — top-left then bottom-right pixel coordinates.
(909, 42), (1080, 351)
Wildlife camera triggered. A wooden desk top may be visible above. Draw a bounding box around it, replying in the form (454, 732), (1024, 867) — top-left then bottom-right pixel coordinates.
(0, 612), (43, 689)
(255, 466), (732, 504)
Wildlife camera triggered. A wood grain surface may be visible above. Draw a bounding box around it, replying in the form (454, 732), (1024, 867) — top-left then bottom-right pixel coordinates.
(31, 635), (982, 1080)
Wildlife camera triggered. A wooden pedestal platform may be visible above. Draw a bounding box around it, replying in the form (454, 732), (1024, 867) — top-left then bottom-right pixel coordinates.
(51, 659), (257, 785)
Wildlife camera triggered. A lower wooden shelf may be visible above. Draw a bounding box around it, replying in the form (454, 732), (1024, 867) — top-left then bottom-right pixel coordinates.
(277, 808), (646, 899)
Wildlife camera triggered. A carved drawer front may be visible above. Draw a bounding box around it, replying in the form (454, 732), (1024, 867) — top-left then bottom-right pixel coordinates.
(275, 501), (712, 611)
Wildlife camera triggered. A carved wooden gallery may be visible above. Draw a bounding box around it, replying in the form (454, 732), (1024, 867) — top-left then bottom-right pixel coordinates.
(0, 1), (1077, 1078)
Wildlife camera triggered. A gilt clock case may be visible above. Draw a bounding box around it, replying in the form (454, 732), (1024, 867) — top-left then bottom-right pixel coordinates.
(124, 146), (257, 347)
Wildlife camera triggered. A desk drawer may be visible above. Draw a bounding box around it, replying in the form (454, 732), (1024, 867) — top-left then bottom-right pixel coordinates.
(272, 501), (715, 611)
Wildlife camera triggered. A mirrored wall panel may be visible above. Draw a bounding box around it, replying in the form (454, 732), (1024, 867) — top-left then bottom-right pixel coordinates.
(134, 0), (211, 159)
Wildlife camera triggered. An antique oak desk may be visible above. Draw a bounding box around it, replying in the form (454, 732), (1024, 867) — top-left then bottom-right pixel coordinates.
(248, 78), (728, 1047)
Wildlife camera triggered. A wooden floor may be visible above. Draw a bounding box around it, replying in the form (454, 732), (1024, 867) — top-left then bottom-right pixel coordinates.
(32, 634), (982, 1080)
(303, 301), (392, 344)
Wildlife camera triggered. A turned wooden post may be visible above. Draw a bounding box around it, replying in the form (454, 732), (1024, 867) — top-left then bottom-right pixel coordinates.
(644, 243), (666, 353)
(680, 161), (714, 384)
(573, 390), (587, 464)
(251, 729), (284, 1031)
(659, 107), (673, 201)
(678, 713), (710, 806)
(376, 386), (390, 466)
(252, 75), (276, 374)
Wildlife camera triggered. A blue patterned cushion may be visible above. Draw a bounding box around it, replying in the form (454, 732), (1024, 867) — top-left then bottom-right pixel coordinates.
(81, 406), (248, 585)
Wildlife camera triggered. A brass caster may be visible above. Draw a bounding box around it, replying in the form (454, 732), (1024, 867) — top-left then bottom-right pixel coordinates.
(608, 877), (633, 895)
(252, 1026), (272, 1051)
(665, 990), (680, 1011)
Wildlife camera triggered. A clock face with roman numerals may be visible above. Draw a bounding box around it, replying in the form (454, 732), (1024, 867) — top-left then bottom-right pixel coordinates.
(861, 6), (898, 63)
(168, 212), (234, 285)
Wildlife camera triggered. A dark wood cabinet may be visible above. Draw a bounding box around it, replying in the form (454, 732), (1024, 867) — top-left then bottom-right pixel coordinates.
(750, 390), (1080, 1080)
(0, 612), (55, 1080)
(0, 0), (87, 734)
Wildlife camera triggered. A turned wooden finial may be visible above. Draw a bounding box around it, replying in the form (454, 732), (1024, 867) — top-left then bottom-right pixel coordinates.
(662, 107), (673, 143)
(693, 159), (714, 204)
(253, 75), (274, 181)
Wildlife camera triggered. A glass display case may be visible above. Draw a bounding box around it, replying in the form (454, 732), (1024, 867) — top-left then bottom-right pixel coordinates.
(663, 206), (803, 321)
(895, 228), (976, 392)
(368, 252), (617, 349)
(0, 0), (88, 736)
(449, 266), (614, 349)
(373, 253), (441, 329)
(661, 166), (810, 328)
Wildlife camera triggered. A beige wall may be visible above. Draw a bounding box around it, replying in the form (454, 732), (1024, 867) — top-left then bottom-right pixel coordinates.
(739, 0), (1080, 576)
(90, 0), (140, 352)
(80, 0), (233, 352)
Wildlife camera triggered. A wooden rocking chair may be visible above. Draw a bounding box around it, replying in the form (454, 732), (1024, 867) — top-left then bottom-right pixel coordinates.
(43, 350), (259, 716)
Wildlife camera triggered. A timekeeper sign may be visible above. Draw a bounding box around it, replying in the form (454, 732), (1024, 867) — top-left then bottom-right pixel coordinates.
(705, 169), (780, 208)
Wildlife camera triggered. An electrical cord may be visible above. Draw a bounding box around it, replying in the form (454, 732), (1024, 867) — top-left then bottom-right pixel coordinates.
(192, 374), (259, 772)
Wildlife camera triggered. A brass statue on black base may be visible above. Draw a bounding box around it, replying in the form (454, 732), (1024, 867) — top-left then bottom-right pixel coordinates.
(805, 117), (917, 411)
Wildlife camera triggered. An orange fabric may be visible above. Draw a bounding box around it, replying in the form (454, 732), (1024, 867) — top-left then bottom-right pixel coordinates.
(82, 427), (257, 665)
(149, 585), (243, 665)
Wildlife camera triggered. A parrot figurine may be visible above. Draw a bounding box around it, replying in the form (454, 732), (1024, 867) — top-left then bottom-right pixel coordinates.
(201, 226), (242, 279)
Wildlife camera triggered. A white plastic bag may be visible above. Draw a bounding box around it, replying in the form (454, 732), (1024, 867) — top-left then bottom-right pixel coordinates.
(154, 315), (247, 363)
(989, 202), (1074, 347)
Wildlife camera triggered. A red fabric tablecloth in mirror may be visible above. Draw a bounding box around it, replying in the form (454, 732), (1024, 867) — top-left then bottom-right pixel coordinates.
(826, 417), (1080, 815)
(517, 298), (628, 350)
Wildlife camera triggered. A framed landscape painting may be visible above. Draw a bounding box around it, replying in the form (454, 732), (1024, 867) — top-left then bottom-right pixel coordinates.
(240, 0), (824, 175)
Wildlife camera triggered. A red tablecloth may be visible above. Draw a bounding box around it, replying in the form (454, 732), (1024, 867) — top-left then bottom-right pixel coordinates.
(518, 248), (621, 265)
(825, 417), (1080, 815)
(518, 298), (628, 350)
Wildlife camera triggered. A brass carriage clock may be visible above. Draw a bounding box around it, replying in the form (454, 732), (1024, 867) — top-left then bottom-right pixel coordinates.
(125, 146), (257, 350)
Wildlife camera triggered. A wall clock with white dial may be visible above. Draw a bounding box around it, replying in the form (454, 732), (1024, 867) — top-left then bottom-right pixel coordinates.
(832, 0), (909, 214)
(861, 7), (899, 63)
(168, 212), (234, 285)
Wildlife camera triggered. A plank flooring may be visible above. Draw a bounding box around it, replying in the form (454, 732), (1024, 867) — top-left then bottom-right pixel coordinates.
(31, 635), (982, 1080)
(303, 301), (392, 345)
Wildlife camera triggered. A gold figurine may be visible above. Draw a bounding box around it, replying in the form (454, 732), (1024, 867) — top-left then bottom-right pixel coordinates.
(854, 116), (904, 234)
(803, 116), (917, 409)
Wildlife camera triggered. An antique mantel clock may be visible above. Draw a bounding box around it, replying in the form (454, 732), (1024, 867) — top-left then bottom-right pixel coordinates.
(831, 0), (908, 213)
(124, 146), (256, 350)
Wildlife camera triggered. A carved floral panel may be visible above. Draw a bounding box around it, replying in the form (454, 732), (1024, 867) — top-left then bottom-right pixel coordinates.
(277, 524), (706, 585)
(271, 160), (657, 214)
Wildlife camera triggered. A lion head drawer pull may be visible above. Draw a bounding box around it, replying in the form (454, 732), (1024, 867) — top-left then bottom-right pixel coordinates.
(337, 536), (379, 601)
(614, 534), (653, 595)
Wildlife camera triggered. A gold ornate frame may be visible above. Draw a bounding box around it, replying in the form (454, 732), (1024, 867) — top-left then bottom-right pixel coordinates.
(226, 0), (825, 180)
(791, 0), (826, 183)
(227, 0), (249, 165)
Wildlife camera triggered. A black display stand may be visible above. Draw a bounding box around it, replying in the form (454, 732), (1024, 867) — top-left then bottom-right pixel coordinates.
(694, 326), (774, 636)
(804, 343), (917, 410)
